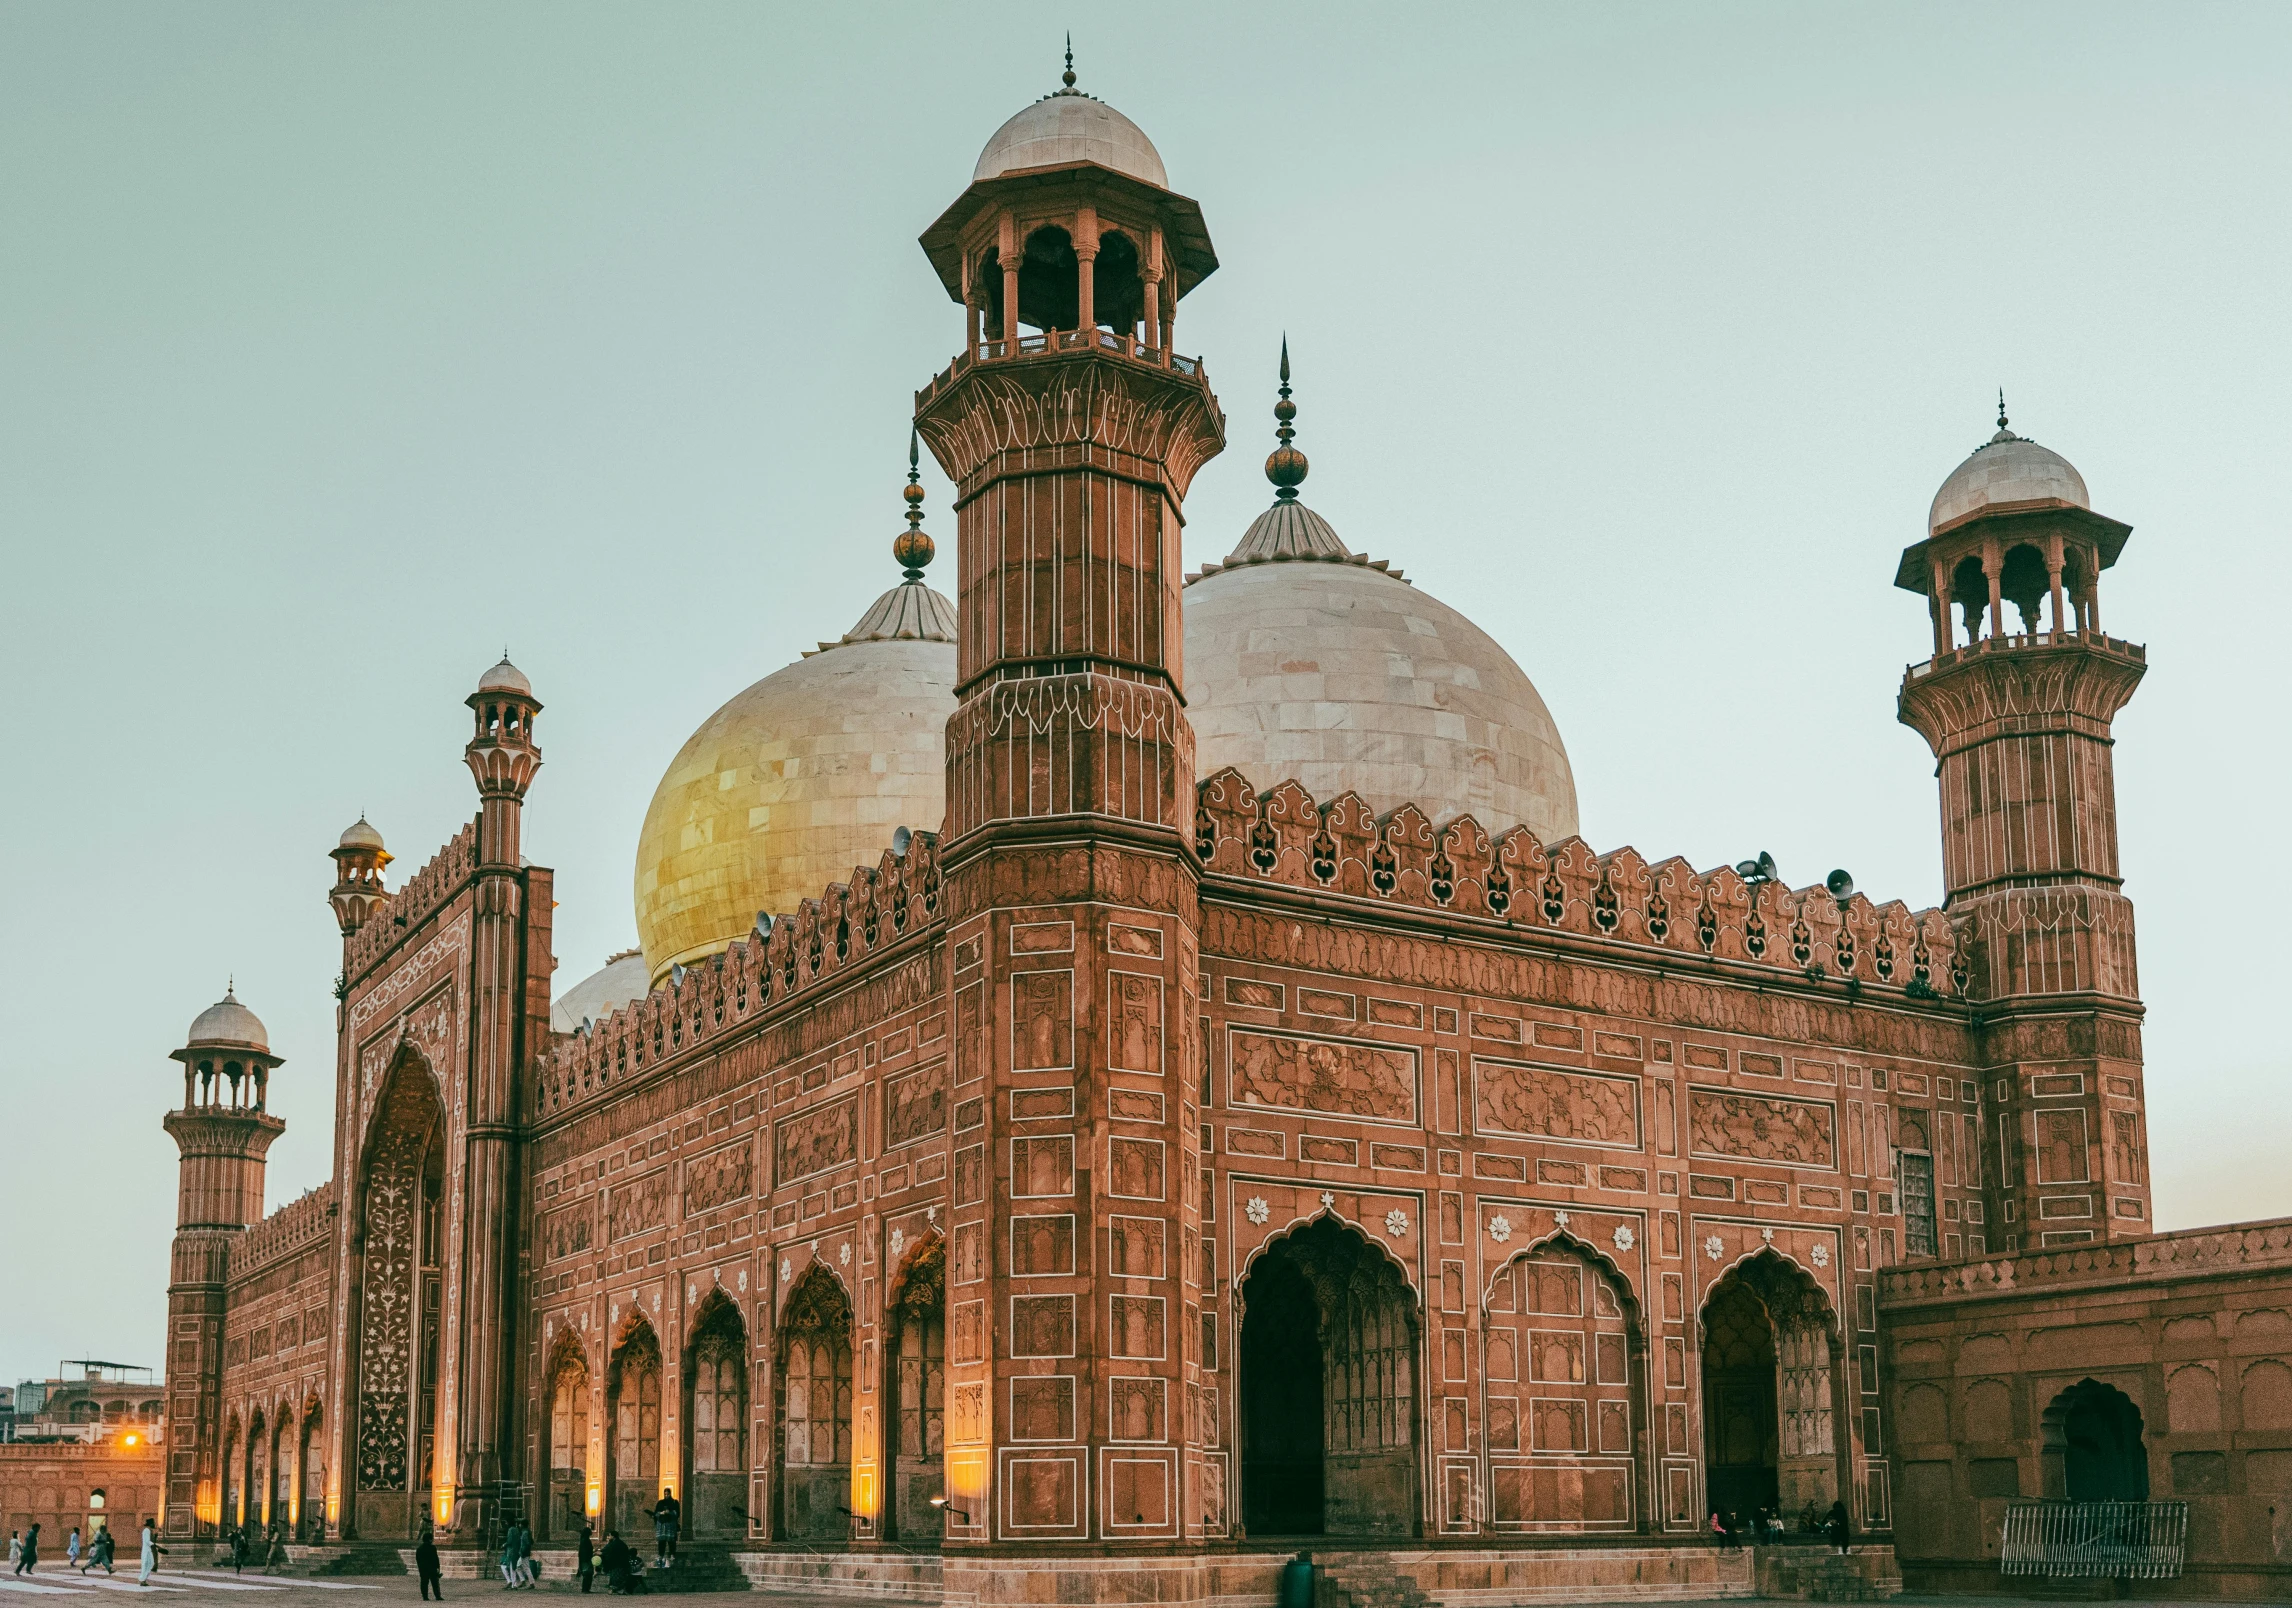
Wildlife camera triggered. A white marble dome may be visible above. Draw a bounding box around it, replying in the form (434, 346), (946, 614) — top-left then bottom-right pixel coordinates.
(552, 950), (650, 1034)
(1930, 424), (2089, 536)
(1183, 509), (1579, 842)
(633, 581), (958, 985)
(186, 987), (269, 1054)
(974, 90), (1167, 189)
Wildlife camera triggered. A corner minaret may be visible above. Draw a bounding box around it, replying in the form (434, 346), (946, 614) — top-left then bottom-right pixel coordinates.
(1895, 399), (2152, 1248)
(904, 58), (1225, 1548)
(464, 655), (542, 868)
(329, 816), (393, 936)
(162, 988), (287, 1538)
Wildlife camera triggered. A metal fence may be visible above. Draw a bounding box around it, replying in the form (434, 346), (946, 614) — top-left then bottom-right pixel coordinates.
(2000, 1501), (2188, 1580)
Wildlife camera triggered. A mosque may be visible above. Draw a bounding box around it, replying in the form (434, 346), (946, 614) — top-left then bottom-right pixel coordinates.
(146, 59), (2292, 1605)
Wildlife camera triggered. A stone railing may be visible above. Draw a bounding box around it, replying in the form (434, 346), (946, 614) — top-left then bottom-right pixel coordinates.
(916, 327), (1215, 413)
(532, 832), (945, 1119)
(1193, 767), (1965, 998)
(1880, 1217), (2292, 1308)
(1904, 629), (2146, 682)
(344, 819), (477, 977)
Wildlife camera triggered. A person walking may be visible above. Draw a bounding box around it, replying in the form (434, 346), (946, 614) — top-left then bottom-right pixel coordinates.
(515, 1523), (535, 1589)
(67, 1529), (82, 1571)
(7, 1532), (18, 1571)
(577, 1523), (595, 1595)
(1826, 1499), (1851, 1554)
(498, 1523), (521, 1590)
(83, 1526), (116, 1575)
(230, 1524), (248, 1574)
(18, 1523), (41, 1575)
(415, 1524), (443, 1601)
(139, 1520), (164, 1587)
(598, 1531), (633, 1595)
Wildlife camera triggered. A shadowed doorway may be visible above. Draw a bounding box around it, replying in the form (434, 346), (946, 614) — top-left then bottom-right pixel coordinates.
(2044, 1379), (2148, 1501)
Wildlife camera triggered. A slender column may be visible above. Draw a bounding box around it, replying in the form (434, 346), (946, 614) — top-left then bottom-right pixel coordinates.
(1983, 544), (2004, 639)
(1002, 257), (1021, 340)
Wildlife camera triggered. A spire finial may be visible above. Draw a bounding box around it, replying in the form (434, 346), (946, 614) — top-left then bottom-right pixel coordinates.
(226, 974), (235, 999)
(1265, 335), (1307, 502)
(894, 425), (935, 582)
(1062, 33), (1076, 90)
(1990, 387), (2017, 444)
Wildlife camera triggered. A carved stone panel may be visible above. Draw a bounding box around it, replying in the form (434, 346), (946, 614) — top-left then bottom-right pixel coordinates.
(542, 1202), (593, 1263)
(682, 1141), (753, 1217)
(1011, 972), (1074, 1071)
(1108, 971), (1164, 1074)
(1228, 1028), (1418, 1124)
(884, 1059), (948, 1152)
(1474, 1059), (1642, 1149)
(610, 1170), (673, 1241)
(776, 1097), (859, 1187)
(1688, 1089), (1837, 1169)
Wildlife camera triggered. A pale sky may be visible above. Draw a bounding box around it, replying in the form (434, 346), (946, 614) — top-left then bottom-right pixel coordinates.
(4, 3), (2287, 1387)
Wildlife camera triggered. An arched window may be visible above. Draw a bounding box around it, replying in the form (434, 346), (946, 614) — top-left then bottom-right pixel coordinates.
(777, 1269), (853, 1541)
(1092, 230), (1145, 334)
(609, 1324), (663, 1537)
(1017, 226), (1079, 333)
(886, 1239), (946, 1538)
(547, 1342), (590, 1536)
(2000, 543), (2049, 634)
(686, 1296), (748, 1538)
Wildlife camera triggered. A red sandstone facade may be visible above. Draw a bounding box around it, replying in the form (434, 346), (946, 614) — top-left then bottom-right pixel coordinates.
(146, 64), (2290, 1607)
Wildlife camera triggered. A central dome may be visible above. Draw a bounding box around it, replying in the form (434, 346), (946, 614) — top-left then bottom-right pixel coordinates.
(633, 581), (958, 985)
(974, 90), (1167, 189)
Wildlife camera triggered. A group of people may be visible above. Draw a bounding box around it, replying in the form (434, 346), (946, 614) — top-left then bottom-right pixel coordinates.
(9, 1520), (167, 1585)
(1709, 1498), (1853, 1552)
(411, 1493), (682, 1599)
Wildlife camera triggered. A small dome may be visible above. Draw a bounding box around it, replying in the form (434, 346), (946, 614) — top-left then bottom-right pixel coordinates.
(633, 585), (960, 985)
(1184, 556), (1579, 842)
(337, 816), (385, 852)
(477, 656), (532, 696)
(186, 987), (269, 1054)
(551, 950), (651, 1035)
(974, 91), (1168, 189)
(1929, 423), (2089, 536)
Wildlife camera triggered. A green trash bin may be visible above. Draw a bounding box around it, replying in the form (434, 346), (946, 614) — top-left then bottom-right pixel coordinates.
(1279, 1553), (1316, 1608)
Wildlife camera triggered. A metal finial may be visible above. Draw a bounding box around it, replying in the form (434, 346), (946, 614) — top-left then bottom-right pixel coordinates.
(894, 426), (935, 581)
(1997, 388), (2008, 431)
(1062, 33), (1076, 90)
(1266, 335), (1307, 502)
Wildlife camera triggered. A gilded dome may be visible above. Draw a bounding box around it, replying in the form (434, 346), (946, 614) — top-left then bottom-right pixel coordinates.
(185, 986), (269, 1054)
(632, 582), (958, 985)
(1929, 408), (2089, 535)
(1183, 355), (1578, 841)
(974, 89), (1167, 189)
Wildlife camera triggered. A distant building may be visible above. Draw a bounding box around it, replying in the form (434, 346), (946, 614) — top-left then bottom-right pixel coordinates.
(0, 1364), (166, 1550)
(7, 1363), (164, 1446)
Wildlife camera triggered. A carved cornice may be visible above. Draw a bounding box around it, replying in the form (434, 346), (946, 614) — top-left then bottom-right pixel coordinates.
(1897, 635), (2147, 761)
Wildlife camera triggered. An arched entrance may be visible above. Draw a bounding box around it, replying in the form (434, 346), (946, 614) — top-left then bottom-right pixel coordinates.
(884, 1238), (946, 1540)
(2042, 1379), (2148, 1501)
(297, 1401), (326, 1539)
(684, 1293), (748, 1538)
(269, 1410), (291, 1538)
(775, 1267), (854, 1541)
(349, 1055), (446, 1539)
(1482, 1239), (1644, 1529)
(221, 1414), (242, 1533)
(1699, 1252), (1840, 1525)
(607, 1320), (663, 1538)
(1237, 1216), (1420, 1537)
(545, 1336), (591, 1537)
(247, 1408), (269, 1533)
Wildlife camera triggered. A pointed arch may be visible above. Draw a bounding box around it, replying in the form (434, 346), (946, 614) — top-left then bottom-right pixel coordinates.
(2040, 1377), (2148, 1501)
(1698, 1250), (1845, 1525)
(607, 1314), (664, 1538)
(544, 1328), (593, 1537)
(246, 1404), (269, 1534)
(775, 1265), (854, 1541)
(348, 1048), (446, 1540)
(684, 1288), (749, 1539)
(296, 1395), (327, 1539)
(883, 1234), (946, 1540)
(1481, 1236), (1645, 1530)
(1238, 1203), (1424, 1303)
(221, 1410), (244, 1532)
(1236, 1214), (1421, 1537)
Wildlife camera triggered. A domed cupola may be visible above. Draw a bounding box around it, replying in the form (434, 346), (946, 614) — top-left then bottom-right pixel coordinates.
(632, 441), (960, 985)
(1928, 392), (2092, 537)
(973, 40), (1168, 189)
(1182, 348), (1580, 841)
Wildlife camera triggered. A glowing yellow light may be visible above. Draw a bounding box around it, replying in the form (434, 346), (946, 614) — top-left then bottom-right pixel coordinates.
(585, 1486), (601, 1516)
(123, 1435), (138, 1447)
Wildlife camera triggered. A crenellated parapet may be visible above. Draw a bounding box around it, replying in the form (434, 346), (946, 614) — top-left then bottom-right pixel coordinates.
(533, 832), (946, 1119)
(232, 1181), (338, 1280)
(1194, 766), (1966, 999)
(1880, 1215), (2292, 1310)
(343, 820), (477, 979)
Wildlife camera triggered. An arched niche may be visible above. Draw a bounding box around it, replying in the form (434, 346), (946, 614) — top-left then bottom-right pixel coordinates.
(883, 1235), (946, 1540)
(1481, 1235), (1646, 1531)
(2040, 1377), (2148, 1501)
(684, 1290), (749, 1539)
(349, 1050), (446, 1540)
(607, 1317), (663, 1538)
(1236, 1214), (1420, 1537)
(776, 1266), (854, 1541)
(1698, 1251), (1843, 1526)
(545, 1332), (592, 1537)
(297, 1398), (326, 1540)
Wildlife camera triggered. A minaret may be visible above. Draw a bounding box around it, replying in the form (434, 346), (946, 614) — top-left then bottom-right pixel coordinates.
(162, 988), (286, 1538)
(329, 816), (393, 936)
(910, 57), (1225, 1545)
(1895, 400), (2152, 1248)
(454, 655), (549, 1532)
